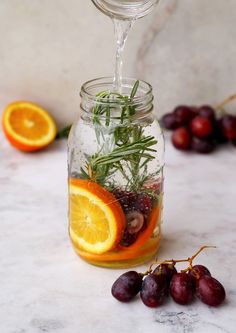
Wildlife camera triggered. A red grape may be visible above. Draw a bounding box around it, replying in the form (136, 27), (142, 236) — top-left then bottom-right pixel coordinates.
(111, 271), (143, 302)
(174, 105), (195, 124)
(140, 274), (168, 307)
(221, 115), (236, 139)
(171, 127), (191, 150)
(190, 116), (213, 138)
(191, 136), (215, 154)
(126, 211), (144, 235)
(161, 113), (181, 130)
(190, 106), (199, 116)
(153, 263), (177, 285)
(198, 105), (215, 121)
(196, 275), (225, 307)
(212, 119), (228, 144)
(170, 272), (195, 305)
(232, 138), (236, 147)
(188, 265), (211, 282)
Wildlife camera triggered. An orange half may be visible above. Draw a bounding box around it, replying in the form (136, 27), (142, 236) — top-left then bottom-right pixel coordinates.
(2, 101), (57, 152)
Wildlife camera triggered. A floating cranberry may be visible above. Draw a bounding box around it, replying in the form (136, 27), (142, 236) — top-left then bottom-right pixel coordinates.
(112, 189), (137, 213)
(135, 193), (152, 214)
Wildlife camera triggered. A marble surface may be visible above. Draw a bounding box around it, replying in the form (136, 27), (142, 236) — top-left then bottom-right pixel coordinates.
(1, 132), (236, 333)
(0, 0), (236, 127)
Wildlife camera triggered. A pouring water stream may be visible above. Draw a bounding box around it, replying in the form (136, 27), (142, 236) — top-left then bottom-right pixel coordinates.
(113, 18), (135, 92)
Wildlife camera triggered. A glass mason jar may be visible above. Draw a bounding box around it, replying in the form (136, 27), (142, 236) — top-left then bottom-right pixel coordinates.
(91, 0), (160, 20)
(68, 77), (164, 268)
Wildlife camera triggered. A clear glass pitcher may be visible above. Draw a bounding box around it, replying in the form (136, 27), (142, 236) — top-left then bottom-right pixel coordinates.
(91, 0), (160, 20)
(68, 77), (164, 268)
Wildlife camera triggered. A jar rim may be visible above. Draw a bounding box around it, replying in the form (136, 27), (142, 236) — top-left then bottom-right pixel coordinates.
(80, 77), (153, 105)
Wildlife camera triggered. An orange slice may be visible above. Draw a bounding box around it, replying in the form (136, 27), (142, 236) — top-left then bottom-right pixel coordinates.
(2, 101), (57, 152)
(69, 179), (125, 255)
(71, 203), (161, 262)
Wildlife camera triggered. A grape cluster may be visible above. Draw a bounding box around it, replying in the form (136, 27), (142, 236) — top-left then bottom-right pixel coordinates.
(111, 247), (226, 308)
(161, 105), (236, 154)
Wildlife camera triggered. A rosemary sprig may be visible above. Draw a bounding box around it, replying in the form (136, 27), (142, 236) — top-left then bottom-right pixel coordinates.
(90, 136), (157, 167)
(130, 80), (139, 99)
(80, 80), (158, 192)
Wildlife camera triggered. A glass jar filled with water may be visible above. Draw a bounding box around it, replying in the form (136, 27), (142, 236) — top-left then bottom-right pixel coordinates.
(68, 77), (164, 268)
(67, 0), (163, 267)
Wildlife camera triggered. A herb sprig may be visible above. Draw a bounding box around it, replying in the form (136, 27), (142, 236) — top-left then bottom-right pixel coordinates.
(80, 81), (158, 192)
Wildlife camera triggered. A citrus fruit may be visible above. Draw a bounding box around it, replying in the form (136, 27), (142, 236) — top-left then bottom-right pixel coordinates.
(2, 101), (57, 152)
(69, 179), (125, 255)
(70, 203), (161, 263)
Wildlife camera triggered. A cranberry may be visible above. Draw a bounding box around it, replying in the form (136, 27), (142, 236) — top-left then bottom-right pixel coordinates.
(112, 189), (137, 213)
(135, 193), (152, 214)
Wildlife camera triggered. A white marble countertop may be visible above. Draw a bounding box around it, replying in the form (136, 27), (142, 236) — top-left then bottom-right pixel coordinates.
(1, 133), (236, 333)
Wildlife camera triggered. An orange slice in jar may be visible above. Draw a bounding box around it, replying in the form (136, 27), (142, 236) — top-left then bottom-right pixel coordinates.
(2, 101), (57, 152)
(69, 179), (125, 255)
(70, 204), (161, 262)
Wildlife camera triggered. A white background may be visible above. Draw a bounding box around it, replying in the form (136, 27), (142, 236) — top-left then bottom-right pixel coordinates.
(0, 0), (235, 128)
